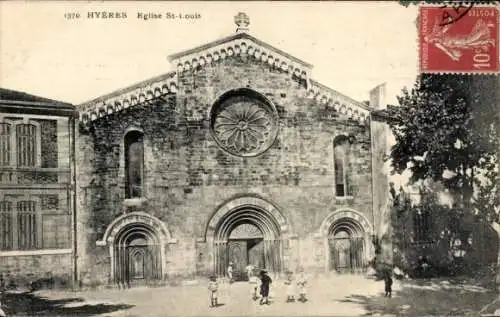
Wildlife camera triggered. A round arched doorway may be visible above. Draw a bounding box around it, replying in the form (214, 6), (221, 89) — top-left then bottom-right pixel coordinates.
(206, 197), (289, 280)
(113, 223), (162, 286)
(328, 218), (366, 273)
(320, 209), (373, 274)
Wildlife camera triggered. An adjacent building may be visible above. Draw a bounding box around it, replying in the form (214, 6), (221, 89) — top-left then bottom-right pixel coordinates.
(0, 88), (76, 288)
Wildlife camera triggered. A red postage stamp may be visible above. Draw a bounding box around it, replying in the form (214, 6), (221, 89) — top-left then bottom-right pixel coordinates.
(419, 5), (499, 73)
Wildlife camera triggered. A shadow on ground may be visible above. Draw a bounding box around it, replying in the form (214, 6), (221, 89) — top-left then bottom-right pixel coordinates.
(338, 277), (498, 317)
(2, 291), (134, 316)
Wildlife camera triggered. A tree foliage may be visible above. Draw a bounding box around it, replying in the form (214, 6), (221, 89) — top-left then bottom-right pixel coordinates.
(387, 74), (499, 220)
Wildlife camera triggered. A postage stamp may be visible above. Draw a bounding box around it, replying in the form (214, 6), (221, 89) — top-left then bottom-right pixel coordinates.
(419, 4), (499, 73)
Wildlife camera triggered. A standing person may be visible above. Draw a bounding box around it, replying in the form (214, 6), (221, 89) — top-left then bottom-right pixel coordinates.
(227, 262), (234, 283)
(384, 270), (393, 298)
(259, 270), (272, 305)
(249, 268), (259, 301)
(208, 275), (219, 307)
(284, 270), (295, 303)
(296, 269), (308, 302)
(0, 275), (4, 294)
(245, 263), (254, 280)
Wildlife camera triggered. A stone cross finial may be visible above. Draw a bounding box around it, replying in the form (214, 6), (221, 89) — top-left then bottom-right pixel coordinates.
(234, 12), (250, 33)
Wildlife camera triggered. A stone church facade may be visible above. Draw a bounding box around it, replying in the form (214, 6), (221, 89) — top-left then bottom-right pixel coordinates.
(74, 14), (390, 287)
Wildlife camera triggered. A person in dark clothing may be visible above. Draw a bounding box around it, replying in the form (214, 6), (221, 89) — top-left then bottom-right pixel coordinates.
(389, 182), (397, 201)
(384, 270), (393, 298)
(259, 270), (272, 305)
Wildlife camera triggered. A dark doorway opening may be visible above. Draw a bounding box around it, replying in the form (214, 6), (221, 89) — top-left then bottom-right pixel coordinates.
(227, 238), (264, 281)
(227, 223), (264, 281)
(213, 208), (283, 279)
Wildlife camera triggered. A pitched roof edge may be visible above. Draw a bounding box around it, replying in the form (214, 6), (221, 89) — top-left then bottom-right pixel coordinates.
(78, 71), (177, 108)
(308, 79), (372, 112)
(0, 102), (76, 117)
(0, 88), (74, 108)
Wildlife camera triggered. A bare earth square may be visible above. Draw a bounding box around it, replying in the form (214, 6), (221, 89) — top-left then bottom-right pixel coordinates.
(2, 275), (497, 317)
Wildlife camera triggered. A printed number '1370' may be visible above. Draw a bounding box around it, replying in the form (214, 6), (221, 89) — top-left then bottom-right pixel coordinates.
(64, 13), (81, 19)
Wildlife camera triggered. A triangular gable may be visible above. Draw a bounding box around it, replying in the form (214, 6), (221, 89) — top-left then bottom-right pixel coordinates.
(168, 32), (313, 80)
(78, 13), (372, 126)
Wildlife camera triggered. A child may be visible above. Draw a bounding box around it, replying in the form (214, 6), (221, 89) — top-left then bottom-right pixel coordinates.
(208, 275), (219, 307)
(284, 270), (295, 303)
(296, 269), (307, 303)
(249, 269), (259, 301)
(227, 262), (234, 284)
(384, 270), (393, 298)
(246, 263), (255, 281)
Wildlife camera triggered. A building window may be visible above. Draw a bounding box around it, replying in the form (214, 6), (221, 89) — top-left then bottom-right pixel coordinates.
(413, 208), (431, 242)
(0, 200), (40, 251)
(0, 123), (11, 166)
(17, 200), (38, 250)
(0, 201), (13, 250)
(125, 131), (144, 198)
(334, 136), (352, 197)
(16, 124), (37, 167)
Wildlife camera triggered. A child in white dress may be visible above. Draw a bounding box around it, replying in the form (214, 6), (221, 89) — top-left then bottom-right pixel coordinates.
(208, 275), (219, 307)
(249, 269), (259, 300)
(296, 270), (308, 302)
(284, 271), (295, 303)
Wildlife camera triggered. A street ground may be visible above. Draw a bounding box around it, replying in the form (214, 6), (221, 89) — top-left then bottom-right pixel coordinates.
(1, 274), (498, 317)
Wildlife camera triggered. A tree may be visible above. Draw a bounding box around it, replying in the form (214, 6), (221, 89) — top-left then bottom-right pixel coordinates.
(387, 74), (499, 219)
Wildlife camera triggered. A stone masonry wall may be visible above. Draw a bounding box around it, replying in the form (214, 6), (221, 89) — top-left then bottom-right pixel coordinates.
(1, 254), (72, 289)
(76, 54), (375, 285)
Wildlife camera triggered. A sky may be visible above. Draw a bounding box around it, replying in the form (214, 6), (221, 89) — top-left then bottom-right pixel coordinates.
(0, 1), (419, 106)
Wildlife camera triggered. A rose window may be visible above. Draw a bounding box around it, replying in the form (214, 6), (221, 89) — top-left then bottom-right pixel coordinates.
(211, 94), (278, 157)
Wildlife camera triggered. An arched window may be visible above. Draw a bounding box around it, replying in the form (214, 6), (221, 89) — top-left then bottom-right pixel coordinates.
(125, 131), (144, 198)
(334, 136), (352, 197)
